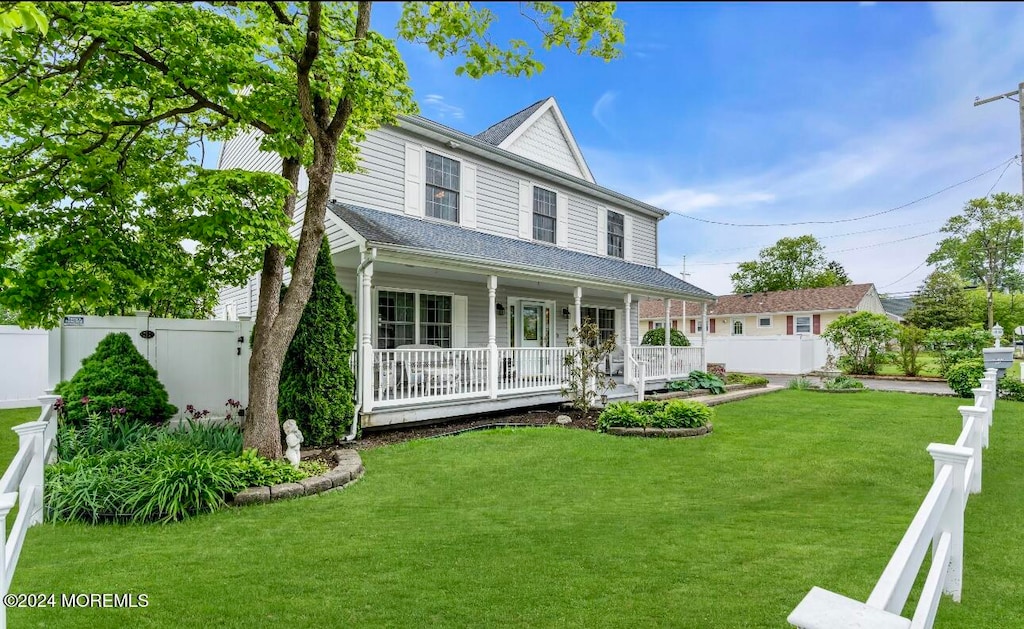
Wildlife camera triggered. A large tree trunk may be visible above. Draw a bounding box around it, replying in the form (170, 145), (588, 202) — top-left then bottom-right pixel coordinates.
(244, 149), (337, 458)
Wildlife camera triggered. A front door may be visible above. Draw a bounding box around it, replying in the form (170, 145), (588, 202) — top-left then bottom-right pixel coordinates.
(519, 301), (549, 376)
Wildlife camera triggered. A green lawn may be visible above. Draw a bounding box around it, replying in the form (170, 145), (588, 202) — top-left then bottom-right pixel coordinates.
(7, 392), (1024, 628)
(875, 351), (942, 377)
(0, 407), (41, 463)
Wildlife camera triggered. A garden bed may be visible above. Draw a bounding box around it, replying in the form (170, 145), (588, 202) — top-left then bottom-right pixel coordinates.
(606, 424), (713, 438)
(648, 382), (765, 401)
(233, 449), (364, 505)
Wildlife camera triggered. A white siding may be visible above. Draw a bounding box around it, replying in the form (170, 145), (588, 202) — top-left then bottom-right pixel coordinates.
(505, 110), (586, 179)
(333, 127), (406, 213)
(569, 196), (600, 255)
(218, 128), (281, 174)
(476, 164), (520, 239)
(631, 214), (658, 267)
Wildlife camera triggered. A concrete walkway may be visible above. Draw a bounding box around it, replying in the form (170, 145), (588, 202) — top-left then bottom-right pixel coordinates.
(687, 385), (785, 406)
(763, 374), (954, 396)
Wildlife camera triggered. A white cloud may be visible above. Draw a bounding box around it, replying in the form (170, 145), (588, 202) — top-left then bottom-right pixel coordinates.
(859, 2), (877, 7)
(592, 91), (618, 132)
(645, 189), (776, 214)
(421, 94), (465, 120)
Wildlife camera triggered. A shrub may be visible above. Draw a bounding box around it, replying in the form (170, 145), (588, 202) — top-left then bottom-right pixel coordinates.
(595, 402), (644, 431)
(640, 327), (690, 347)
(947, 359), (985, 398)
(654, 400), (713, 428)
(925, 327), (993, 377)
(786, 377), (816, 390)
(821, 312), (898, 375)
(686, 370), (726, 394)
(893, 325), (926, 377)
(725, 373), (769, 386)
(998, 377), (1024, 401)
(55, 332), (176, 426)
(706, 363), (726, 380)
(562, 321), (617, 412)
(823, 375), (864, 390)
(279, 237), (357, 446)
(598, 399), (712, 431)
(667, 379), (695, 392)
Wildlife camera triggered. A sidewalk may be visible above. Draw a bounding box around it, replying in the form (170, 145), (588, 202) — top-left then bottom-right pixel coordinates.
(763, 374), (954, 396)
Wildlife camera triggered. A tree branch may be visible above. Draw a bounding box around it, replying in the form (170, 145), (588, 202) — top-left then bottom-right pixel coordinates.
(266, 1), (294, 25)
(295, 1), (323, 136)
(327, 0), (373, 139)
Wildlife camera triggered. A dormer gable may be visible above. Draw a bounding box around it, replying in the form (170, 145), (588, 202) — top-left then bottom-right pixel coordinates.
(474, 97), (595, 183)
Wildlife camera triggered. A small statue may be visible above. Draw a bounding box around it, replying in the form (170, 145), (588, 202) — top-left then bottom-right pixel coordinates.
(282, 419), (303, 469)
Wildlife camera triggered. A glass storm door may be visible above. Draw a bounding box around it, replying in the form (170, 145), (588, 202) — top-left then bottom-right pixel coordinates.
(519, 301), (547, 377)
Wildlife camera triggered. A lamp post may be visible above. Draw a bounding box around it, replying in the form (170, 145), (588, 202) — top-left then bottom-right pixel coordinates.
(983, 323), (1013, 379)
(992, 323), (1004, 348)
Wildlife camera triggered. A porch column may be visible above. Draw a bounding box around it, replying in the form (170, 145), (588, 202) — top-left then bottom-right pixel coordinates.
(701, 302), (708, 371)
(360, 256), (375, 412)
(573, 286), (582, 332)
(623, 293), (633, 387)
(487, 276), (498, 399)
(663, 298), (671, 377)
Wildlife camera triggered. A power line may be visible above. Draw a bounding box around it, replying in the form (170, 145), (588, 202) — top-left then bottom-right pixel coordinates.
(879, 260), (929, 290)
(986, 156), (1019, 197)
(665, 156), (1018, 228)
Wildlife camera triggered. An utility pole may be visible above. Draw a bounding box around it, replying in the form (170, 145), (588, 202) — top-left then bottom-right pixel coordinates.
(974, 82), (1024, 374)
(680, 256), (690, 334)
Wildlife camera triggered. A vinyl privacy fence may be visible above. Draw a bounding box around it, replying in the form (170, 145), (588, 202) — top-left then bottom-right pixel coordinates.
(789, 369), (1000, 629)
(0, 327), (47, 409)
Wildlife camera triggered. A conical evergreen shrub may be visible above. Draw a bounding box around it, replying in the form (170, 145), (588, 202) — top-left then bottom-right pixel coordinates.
(55, 332), (177, 426)
(279, 237), (357, 445)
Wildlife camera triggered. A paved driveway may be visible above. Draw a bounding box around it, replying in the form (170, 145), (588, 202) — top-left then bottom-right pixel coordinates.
(763, 374), (954, 396)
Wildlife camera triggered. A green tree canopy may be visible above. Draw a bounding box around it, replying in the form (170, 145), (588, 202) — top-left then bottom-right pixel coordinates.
(927, 193), (1023, 328)
(731, 235), (852, 293)
(2, 2), (624, 458)
(904, 270), (973, 330)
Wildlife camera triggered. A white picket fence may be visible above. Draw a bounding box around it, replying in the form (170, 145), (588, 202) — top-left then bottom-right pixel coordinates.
(0, 394), (58, 629)
(789, 369), (999, 629)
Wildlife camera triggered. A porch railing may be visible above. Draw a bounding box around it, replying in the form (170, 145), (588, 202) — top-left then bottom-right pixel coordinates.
(497, 347), (573, 393)
(372, 348), (490, 406)
(632, 346), (703, 381)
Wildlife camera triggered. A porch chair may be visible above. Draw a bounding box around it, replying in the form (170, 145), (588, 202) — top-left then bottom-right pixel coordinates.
(395, 344), (463, 395)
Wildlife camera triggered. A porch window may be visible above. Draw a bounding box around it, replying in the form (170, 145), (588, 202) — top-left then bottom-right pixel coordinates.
(425, 151), (460, 222)
(532, 186), (557, 243)
(376, 290), (452, 348)
(607, 211), (625, 258)
(795, 316), (812, 334)
(581, 306), (616, 344)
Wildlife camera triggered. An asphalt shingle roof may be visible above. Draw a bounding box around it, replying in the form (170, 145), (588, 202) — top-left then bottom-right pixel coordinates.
(327, 201), (714, 300)
(638, 284), (875, 319)
(880, 297), (913, 319)
(474, 98), (548, 146)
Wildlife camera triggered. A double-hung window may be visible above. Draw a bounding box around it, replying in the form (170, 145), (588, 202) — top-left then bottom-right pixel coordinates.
(425, 151), (460, 223)
(377, 290), (453, 349)
(795, 316), (812, 334)
(533, 187), (557, 243)
(607, 211), (625, 258)
(581, 307), (616, 344)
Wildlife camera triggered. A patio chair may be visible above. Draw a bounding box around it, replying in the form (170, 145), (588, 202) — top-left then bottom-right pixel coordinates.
(395, 344), (462, 395)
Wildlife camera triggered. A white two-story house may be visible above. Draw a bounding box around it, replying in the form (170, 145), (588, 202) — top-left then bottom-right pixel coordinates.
(217, 97), (714, 428)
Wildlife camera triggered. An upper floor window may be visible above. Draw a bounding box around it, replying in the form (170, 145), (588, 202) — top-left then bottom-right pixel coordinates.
(425, 151), (459, 223)
(533, 187), (557, 243)
(607, 211), (625, 258)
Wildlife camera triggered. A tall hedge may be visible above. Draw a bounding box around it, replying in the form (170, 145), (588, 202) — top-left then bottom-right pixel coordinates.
(278, 237), (357, 445)
(640, 327), (690, 347)
(55, 332), (177, 426)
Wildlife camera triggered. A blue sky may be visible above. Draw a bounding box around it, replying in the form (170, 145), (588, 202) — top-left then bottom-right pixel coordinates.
(384, 1), (1024, 295)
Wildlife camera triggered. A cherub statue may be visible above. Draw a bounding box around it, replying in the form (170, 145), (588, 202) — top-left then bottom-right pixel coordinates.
(282, 419), (303, 468)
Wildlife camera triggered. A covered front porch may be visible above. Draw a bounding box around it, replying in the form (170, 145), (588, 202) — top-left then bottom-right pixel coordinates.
(326, 202), (714, 428)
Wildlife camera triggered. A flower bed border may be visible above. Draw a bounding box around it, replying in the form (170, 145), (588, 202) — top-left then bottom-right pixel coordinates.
(606, 423), (713, 438)
(232, 449), (364, 506)
(649, 382), (765, 401)
(804, 387), (868, 394)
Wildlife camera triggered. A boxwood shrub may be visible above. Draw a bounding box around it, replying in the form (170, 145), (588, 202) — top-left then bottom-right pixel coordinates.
(55, 332), (176, 426)
(947, 359), (985, 398)
(597, 399), (712, 432)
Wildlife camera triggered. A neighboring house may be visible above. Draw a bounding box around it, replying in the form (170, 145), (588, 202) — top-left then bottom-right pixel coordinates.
(216, 97), (714, 427)
(639, 284), (886, 339)
(880, 296), (914, 323)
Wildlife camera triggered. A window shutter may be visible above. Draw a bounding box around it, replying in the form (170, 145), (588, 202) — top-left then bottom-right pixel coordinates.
(671, 320), (678, 330)
(690, 319), (695, 334)
(555, 192), (569, 247)
(623, 214), (634, 261)
(786, 315), (794, 335)
(452, 295), (468, 347)
(518, 180), (532, 239)
(461, 162), (477, 228)
(709, 318), (716, 333)
(813, 314), (821, 335)
(404, 143), (423, 217)
(597, 207), (608, 255)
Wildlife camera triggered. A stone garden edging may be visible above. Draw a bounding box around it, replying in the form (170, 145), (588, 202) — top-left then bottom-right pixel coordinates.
(232, 449), (365, 506)
(606, 423), (713, 438)
(649, 383), (765, 401)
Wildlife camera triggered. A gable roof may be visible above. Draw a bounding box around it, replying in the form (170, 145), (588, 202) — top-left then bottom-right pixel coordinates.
(328, 201), (714, 301)
(475, 99), (547, 146)
(472, 97), (595, 183)
(638, 284), (875, 319)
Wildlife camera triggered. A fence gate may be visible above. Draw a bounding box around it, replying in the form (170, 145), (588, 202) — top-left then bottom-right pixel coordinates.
(50, 312), (253, 418)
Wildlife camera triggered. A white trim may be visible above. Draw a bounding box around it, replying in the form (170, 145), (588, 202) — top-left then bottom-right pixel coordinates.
(794, 315), (812, 334)
(597, 207), (608, 256)
(496, 97), (595, 183)
(518, 180), (532, 239)
(422, 147), (463, 225)
(731, 318), (745, 336)
(403, 142), (424, 217)
(757, 315), (773, 328)
(507, 296), (557, 348)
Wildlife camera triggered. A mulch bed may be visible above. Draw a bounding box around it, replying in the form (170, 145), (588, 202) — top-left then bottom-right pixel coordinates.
(345, 405), (600, 450)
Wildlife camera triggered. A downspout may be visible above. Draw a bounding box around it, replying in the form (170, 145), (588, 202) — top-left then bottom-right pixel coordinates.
(345, 247), (377, 442)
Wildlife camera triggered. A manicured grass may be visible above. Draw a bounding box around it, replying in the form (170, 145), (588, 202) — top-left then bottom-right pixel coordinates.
(0, 407), (41, 464)
(875, 351), (942, 377)
(9, 392), (1024, 627)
